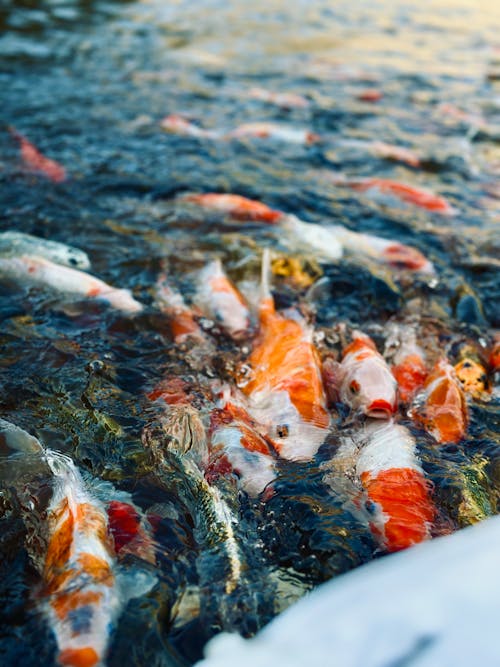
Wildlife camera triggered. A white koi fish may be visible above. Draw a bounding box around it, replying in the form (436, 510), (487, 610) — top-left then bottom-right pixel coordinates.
(194, 259), (251, 339)
(0, 231), (90, 270)
(228, 122), (320, 145)
(0, 255), (143, 314)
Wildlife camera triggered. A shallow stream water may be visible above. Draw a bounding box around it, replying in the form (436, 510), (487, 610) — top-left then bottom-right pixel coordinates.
(1, 1), (499, 665)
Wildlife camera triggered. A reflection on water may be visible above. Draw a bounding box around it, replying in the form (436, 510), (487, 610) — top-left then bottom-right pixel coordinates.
(0, 0), (499, 665)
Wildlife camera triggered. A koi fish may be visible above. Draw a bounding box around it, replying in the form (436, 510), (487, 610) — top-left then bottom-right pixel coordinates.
(356, 420), (435, 552)
(9, 126), (67, 183)
(180, 193), (284, 224)
(390, 330), (429, 404)
(142, 407), (244, 594)
(335, 332), (397, 418)
(356, 88), (383, 103)
(245, 87), (310, 109)
(106, 500), (156, 564)
(336, 139), (421, 168)
(154, 273), (205, 343)
(240, 249), (330, 460)
(0, 231), (90, 270)
(43, 450), (154, 667)
(453, 345), (490, 399)
(194, 259), (251, 339)
(330, 175), (457, 215)
(328, 225), (435, 273)
(159, 114), (220, 139)
(412, 359), (468, 443)
(228, 122), (321, 145)
(208, 401), (277, 498)
(0, 255), (143, 314)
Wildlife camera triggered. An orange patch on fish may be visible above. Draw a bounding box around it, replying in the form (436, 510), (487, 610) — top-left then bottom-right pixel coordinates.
(361, 467), (434, 552)
(392, 353), (428, 404)
(77, 554), (113, 585)
(383, 244), (430, 271)
(357, 88), (383, 102)
(342, 336), (377, 358)
(45, 509), (74, 575)
(52, 590), (103, 621)
(58, 647), (100, 667)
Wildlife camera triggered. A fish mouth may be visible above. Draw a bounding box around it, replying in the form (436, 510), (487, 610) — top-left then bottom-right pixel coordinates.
(366, 399), (395, 418)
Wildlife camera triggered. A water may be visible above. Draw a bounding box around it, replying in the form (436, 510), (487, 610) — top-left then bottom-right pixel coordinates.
(1, 0), (499, 665)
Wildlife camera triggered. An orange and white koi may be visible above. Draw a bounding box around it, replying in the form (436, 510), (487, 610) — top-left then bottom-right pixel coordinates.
(155, 273), (205, 343)
(240, 250), (330, 460)
(9, 126), (67, 183)
(159, 114), (220, 139)
(180, 193), (284, 224)
(330, 175), (457, 215)
(228, 122), (320, 145)
(0, 255), (143, 314)
(279, 216), (433, 272)
(390, 330), (429, 404)
(336, 139), (421, 168)
(207, 401), (277, 498)
(245, 87), (310, 109)
(412, 359), (468, 443)
(355, 420), (435, 552)
(336, 332), (397, 418)
(43, 451), (154, 667)
(194, 259), (251, 339)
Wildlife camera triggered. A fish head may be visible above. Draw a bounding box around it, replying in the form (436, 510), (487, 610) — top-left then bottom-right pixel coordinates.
(454, 358), (489, 398)
(341, 358), (397, 417)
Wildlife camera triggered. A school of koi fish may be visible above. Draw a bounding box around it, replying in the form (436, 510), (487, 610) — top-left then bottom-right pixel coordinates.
(1, 0), (499, 666)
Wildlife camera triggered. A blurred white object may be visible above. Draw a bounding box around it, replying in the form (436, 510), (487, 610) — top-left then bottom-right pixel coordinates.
(196, 516), (500, 667)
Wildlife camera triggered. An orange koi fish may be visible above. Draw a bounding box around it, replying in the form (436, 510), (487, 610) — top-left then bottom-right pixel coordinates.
(0, 255), (143, 314)
(43, 451), (154, 667)
(9, 126), (67, 183)
(159, 114), (220, 139)
(331, 176), (457, 215)
(228, 122), (321, 145)
(356, 420), (435, 552)
(357, 88), (383, 103)
(369, 141), (421, 168)
(106, 500), (156, 564)
(208, 401), (277, 497)
(453, 344), (490, 399)
(194, 259), (251, 339)
(336, 332), (397, 418)
(391, 334), (429, 405)
(245, 87), (310, 109)
(413, 359), (468, 443)
(240, 250), (330, 460)
(180, 193), (284, 224)
(155, 273), (205, 343)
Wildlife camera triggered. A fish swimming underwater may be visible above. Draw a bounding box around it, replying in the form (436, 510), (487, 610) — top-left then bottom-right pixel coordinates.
(159, 114), (220, 139)
(154, 273), (206, 344)
(328, 175), (457, 215)
(240, 249), (330, 460)
(244, 87), (310, 109)
(411, 359), (468, 444)
(0, 231), (91, 270)
(0, 254), (143, 314)
(9, 126), (67, 183)
(180, 193), (284, 223)
(228, 122), (321, 145)
(333, 332), (398, 418)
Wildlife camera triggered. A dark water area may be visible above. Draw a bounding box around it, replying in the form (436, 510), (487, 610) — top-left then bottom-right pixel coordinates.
(1, 0), (500, 665)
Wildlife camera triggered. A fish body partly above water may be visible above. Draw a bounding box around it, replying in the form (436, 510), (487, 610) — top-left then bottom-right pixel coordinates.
(241, 250), (330, 461)
(9, 126), (67, 183)
(0, 231), (91, 270)
(0, 254), (143, 314)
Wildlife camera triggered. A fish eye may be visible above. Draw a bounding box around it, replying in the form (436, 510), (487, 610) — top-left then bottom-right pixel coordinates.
(462, 361), (472, 368)
(350, 380), (360, 395)
(276, 424), (289, 438)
